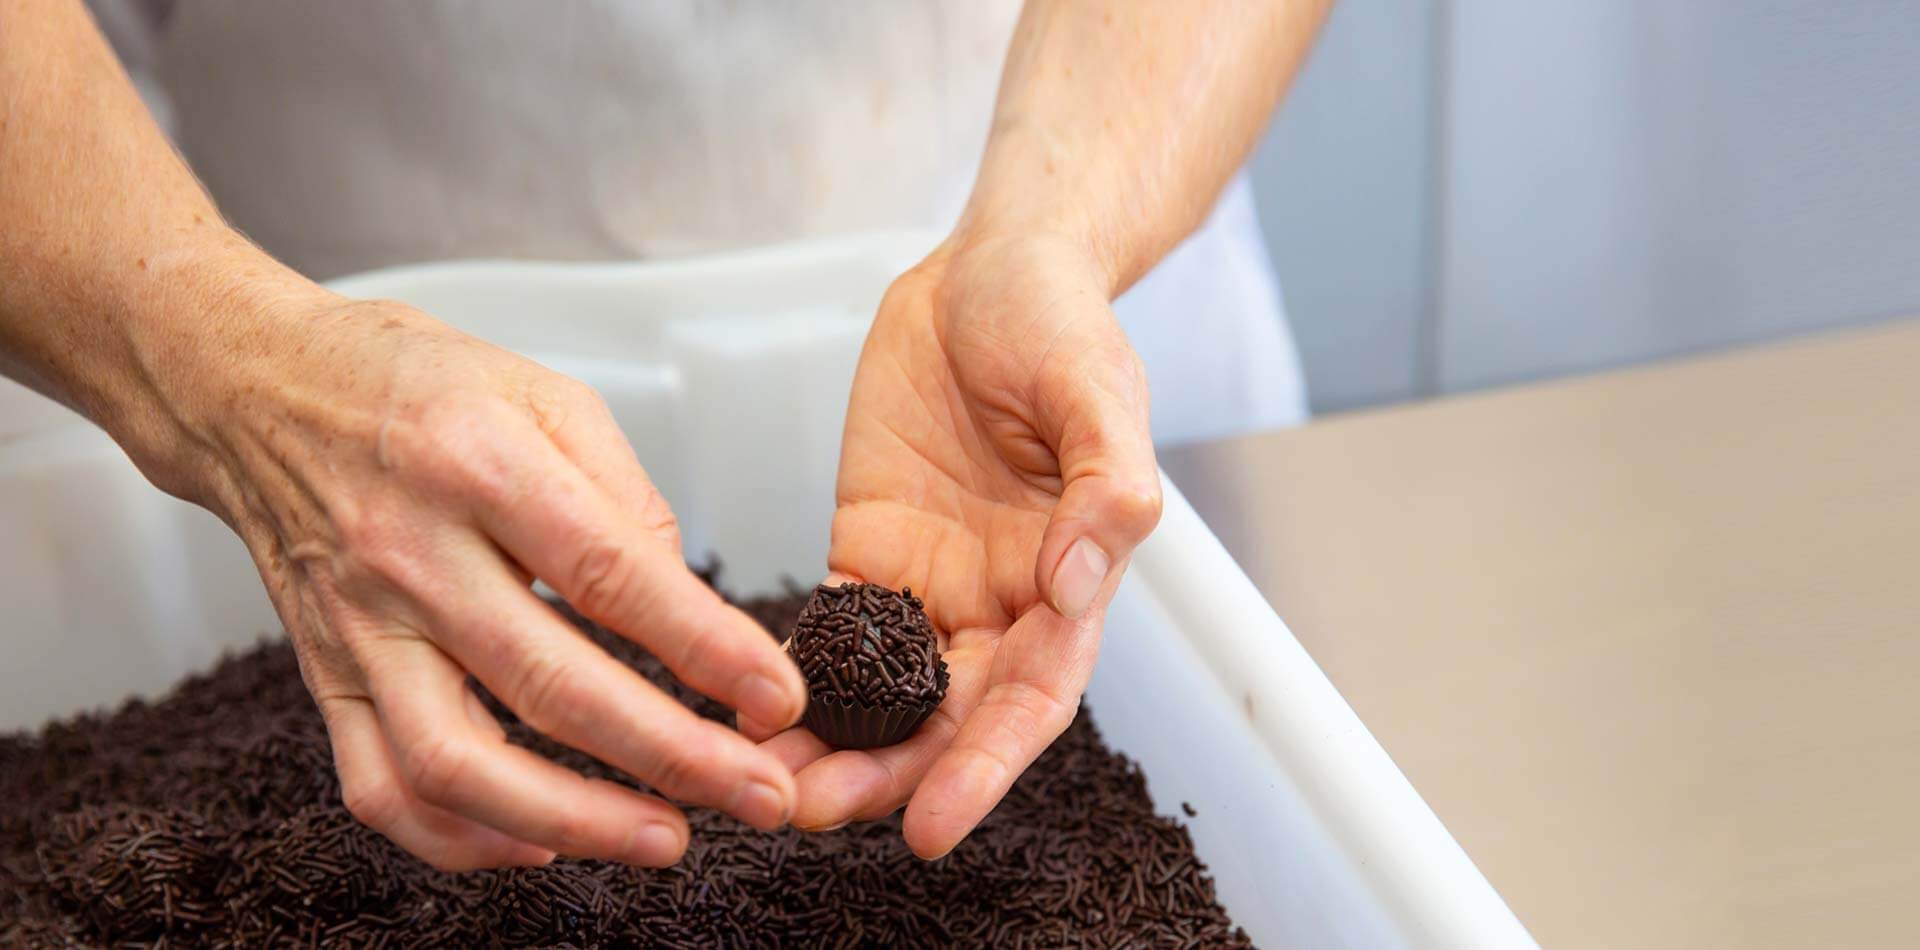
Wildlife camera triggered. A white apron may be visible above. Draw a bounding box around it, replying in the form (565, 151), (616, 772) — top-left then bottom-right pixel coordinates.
(98, 0), (1307, 443)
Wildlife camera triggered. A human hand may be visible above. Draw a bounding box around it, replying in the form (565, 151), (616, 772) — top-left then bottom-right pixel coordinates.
(144, 291), (807, 870)
(755, 233), (1163, 857)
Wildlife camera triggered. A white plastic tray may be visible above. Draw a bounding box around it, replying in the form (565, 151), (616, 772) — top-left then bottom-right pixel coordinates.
(0, 233), (1531, 948)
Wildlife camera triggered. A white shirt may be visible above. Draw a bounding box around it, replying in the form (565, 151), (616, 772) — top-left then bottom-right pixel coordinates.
(99, 0), (1307, 443)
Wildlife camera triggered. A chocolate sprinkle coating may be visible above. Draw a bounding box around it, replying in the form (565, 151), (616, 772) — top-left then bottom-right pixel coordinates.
(788, 582), (945, 708)
(0, 563), (1251, 948)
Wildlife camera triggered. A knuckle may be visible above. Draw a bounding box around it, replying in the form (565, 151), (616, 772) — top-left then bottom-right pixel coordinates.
(961, 744), (1021, 792)
(341, 775), (405, 832)
(988, 681), (1079, 742)
(331, 498), (386, 552)
(670, 624), (730, 683)
(887, 269), (937, 312)
(568, 539), (639, 619)
(443, 448), (517, 509)
(398, 394), (520, 499)
(412, 389), (511, 432)
(543, 808), (594, 854)
(646, 734), (724, 799)
(392, 394), (480, 456)
(332, 621), (412, 684)
(654, 519), (683, 554)
(640, 494), (683, 552)
(507, 647), (580, 737)
(334, 508), (429, 591)
(555, 377), (608, 416)
(402, 734), (474, 808)
(1109, 480), (1164, 535)
(526, 376), (602, 436)
(1090, 335), (1147, 388)
(648, 749), (699, 798)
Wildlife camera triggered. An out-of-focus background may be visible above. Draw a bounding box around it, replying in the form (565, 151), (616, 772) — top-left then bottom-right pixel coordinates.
(1182, 7), (1920, 944)
(1252, 0), (1920, 413)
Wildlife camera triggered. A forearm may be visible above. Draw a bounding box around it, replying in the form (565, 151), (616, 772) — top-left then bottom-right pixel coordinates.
(957, 0), (1330, 296)
(0, 0), (322, 491)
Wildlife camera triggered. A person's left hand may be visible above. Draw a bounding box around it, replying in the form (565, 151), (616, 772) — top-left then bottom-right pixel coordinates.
(751, 232), (1164, 858)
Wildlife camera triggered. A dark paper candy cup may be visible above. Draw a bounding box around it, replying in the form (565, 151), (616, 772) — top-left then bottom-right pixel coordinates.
(803, 657), (950, 750)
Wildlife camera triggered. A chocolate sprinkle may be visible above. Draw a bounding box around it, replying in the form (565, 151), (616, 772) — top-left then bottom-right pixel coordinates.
(0, 564), (1251, 947)
(787, 582), (944, 708)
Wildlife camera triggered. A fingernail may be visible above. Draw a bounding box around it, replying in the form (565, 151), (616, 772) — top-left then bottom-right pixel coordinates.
(738, 673), (801, 730)
(515, 846), (559, 867)
(729, 780), (792, 830)
(736, 710), (770, 740)
(1050, 537), (1110, 619)
(625, 822), (683, 866)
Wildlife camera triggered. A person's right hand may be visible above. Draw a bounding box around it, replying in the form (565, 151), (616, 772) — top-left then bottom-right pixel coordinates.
(141, 288), (807, 870)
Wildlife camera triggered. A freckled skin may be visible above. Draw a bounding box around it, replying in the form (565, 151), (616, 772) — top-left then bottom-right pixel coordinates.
(0, 14), (814, 859)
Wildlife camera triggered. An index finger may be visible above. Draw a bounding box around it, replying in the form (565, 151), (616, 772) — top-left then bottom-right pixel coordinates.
(426, 407), (807, 732)
(427, 569), (799, 831)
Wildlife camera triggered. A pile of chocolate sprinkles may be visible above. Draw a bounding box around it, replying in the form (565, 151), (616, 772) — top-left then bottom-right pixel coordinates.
(788, 582), (943, 707)
(0, 565), (1251, 948)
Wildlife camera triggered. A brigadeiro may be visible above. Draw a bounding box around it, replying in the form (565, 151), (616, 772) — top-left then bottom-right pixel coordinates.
(787, 581), (949, 749)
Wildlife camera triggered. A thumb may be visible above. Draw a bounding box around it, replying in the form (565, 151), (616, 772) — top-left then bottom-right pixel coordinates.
(1031, 320), (1163, 620)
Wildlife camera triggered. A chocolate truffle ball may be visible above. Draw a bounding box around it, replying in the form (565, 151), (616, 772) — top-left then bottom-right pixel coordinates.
(786, 582), (949, 749)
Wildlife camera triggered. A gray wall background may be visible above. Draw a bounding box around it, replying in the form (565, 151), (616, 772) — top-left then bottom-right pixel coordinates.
(1253, 0), (1920, 414)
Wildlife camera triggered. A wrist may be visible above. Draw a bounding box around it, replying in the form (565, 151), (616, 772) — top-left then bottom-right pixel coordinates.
(96, 235), (337, 505)
(949, 207), (1121, 303)
(930, 227), (1115, 313)
(952, 121), (1165, 298)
